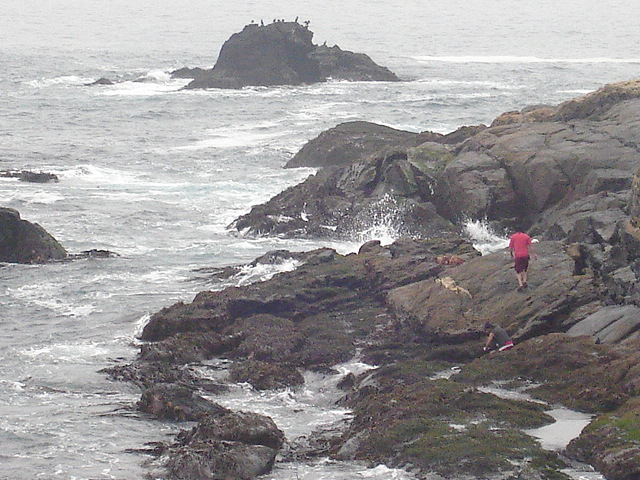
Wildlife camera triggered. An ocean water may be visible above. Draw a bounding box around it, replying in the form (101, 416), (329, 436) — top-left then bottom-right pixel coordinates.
(1, 1), (637, 478)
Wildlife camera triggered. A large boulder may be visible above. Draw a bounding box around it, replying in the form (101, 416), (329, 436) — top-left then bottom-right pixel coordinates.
(160, 409), (285, 480)
(180, 22), (398, 89)
(0, 207), (67, 263)
(285, 121), (434, 169)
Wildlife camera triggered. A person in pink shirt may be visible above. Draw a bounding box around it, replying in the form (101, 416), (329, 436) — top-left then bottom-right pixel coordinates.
(508, 231), (537, 291)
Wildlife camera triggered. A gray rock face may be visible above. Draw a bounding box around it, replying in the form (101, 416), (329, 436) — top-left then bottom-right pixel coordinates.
(439, 99), (640, 225)
(0, 207), (67, 263)
(567, 305), (640, 343)
(285, 121), (435, 169)
(178, 22), (399, 89)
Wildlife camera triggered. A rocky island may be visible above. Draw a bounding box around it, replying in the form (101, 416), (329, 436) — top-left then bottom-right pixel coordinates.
(173, 20), (399, 89)
(103, 80), (640, 480)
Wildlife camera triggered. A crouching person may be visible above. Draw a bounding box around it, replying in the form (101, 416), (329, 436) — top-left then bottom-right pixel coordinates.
(483, 322), (514, 352)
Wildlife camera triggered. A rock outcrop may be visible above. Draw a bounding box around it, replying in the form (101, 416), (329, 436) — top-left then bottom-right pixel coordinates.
(105, 80), (640, 480)
(231, 80), (640, 243)
(231, 140), (459, 239)
(176, 21), (399, 89)
(0, 207), (67, 263)
(149, 404), (285, 480)
(284, 121), (438, 169)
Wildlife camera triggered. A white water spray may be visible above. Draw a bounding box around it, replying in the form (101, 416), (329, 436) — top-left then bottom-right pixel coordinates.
(463, 218), (509, 255)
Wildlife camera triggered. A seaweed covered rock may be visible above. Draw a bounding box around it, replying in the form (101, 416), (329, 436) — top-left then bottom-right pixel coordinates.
(336, 368), (560, 478)
(157, 409), (285, 480)
(335, 331), (640, 479)
(139, 383), (229, 421)
(115, 233), (640, 479)
(229, 359), (305, 390)
(566, 396), (640, 480)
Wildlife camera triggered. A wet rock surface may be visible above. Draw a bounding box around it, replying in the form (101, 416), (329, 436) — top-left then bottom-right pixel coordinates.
(0, 208), (119, 264)
(105, 80), (640, 479)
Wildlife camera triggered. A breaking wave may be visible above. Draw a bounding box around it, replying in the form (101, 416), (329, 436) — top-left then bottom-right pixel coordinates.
(463, 218), (509, 255)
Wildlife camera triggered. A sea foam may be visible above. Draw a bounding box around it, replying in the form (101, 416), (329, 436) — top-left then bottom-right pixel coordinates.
(414, 55), (640, 64)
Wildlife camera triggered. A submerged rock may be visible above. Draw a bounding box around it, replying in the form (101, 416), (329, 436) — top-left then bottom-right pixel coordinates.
(177, 21), (399, 89)
(0, 170), (59, 183)
(86, 77), (114, 86)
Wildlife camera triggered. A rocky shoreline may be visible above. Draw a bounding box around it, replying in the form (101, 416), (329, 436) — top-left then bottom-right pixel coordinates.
(6, 78), (640, 478)
(98, 80), (640, 479)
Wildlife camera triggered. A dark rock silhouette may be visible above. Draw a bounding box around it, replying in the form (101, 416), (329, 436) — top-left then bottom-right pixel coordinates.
(284, 120), (435, 169)
(176, 22), (399, 89)
(0, 207), (67, 263)
(86, 77), (114, 86)
(0, 170), (59, 183)
(0, 208), (119, 264)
